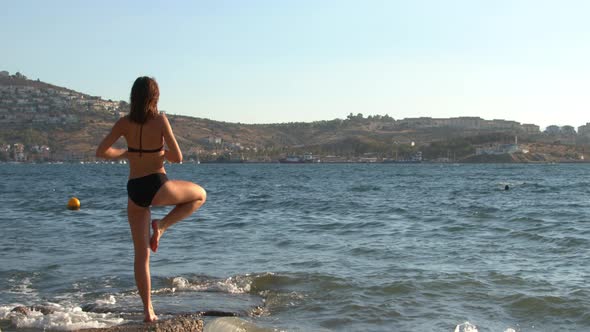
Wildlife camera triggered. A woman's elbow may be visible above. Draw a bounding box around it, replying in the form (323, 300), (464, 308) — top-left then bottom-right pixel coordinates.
(171, 154), (183, 163)
(165, 151), (183, 163)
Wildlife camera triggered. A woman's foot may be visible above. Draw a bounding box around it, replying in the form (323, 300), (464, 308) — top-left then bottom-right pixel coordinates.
(144, 305), (158, 322)
(150, 220), (161, 253)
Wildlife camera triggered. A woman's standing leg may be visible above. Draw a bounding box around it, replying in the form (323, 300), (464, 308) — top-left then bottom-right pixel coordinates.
(127, 199), (157, 322)
(150, 180), (207, 251)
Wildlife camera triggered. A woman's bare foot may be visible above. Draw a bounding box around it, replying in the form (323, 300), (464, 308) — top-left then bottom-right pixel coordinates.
(150, 220), (161, 253)
(144, 305), (158, 322)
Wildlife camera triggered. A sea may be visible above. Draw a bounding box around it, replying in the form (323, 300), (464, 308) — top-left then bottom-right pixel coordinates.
(1, 163), (589, 332)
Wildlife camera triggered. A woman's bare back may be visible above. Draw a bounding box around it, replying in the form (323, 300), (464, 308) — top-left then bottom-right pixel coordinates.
(122, 115), (166, 178)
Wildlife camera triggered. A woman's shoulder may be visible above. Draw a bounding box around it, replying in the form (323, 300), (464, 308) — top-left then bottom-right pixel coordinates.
(112, 115), (126, 125)
(154, 113), (169, 125)
(116, 116), (132, 127)
(109, 116), (131, 136)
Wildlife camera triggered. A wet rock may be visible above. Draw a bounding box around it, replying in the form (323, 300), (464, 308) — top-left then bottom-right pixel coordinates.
(199, 310), (237, 317)
(31, 305), (55, 315)
(249, 306), (265, 317)
(11, 305), (55, 315)
(204, 317), (275, 332)
(81, 303), (98, 312)
(10, 306), (30, 315)
(79, 314), (203, 332)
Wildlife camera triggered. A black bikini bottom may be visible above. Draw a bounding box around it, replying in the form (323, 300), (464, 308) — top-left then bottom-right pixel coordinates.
(127, 173), (169, 207)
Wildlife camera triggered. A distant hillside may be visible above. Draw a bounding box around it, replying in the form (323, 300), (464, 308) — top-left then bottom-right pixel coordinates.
(1, 71), (589, 163)
(0, 72), (79, 94)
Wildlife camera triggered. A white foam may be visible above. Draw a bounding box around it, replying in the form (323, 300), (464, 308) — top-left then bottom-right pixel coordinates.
(454, 321), (518, 332)
(171, 277), (207, 292)
(0, 305), (18, 319)
(215, 276), (252, 294)
(169, 276), (252, 294)
(94, 295), (117, 306)
(1, 303), (124, 331)
(7, 277), (39, 300)
(454, 321), (478, 332)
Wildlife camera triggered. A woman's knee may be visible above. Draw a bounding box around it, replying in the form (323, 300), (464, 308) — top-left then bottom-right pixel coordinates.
(187, 186), (206, 211)
(134, 248), (150, 261)
(196, 186), (207, 203)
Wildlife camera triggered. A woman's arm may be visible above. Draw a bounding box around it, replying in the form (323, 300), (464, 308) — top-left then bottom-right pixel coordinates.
(162, 114), (183, 163)
(96, 118), (128, 160)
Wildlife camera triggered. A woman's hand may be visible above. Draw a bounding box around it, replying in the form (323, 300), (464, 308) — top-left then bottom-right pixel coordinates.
(99, 148), (128, 160)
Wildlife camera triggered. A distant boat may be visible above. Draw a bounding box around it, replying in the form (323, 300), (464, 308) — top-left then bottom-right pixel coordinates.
(201, 153), (245, 163)
(279, 156), (304, 163)
(382, 159), (422, 164)
(383, 151), (423, 163)
(279, 152), (317, 163)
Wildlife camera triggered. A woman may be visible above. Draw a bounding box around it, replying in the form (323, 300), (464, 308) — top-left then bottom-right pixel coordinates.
(96, 76), (207, 322)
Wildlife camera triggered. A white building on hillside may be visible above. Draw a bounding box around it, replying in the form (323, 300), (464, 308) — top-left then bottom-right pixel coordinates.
(578, 123), (590, 137)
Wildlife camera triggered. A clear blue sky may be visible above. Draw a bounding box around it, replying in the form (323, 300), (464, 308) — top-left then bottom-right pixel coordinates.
(2, 0), (590, 128)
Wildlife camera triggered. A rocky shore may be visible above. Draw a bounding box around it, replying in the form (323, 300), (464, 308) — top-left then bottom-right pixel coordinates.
(6, 306), (250, 332)
(78, 315), (203, 332)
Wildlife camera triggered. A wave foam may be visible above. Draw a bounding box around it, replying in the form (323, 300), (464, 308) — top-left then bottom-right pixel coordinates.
(6, 276), (39, 300)
(216, 276), (252, 294)
(166, 275), (255, 295)
(0, 303), (124, 331)
(454, 321), (517, 332)
(454, 322), (478, 332)
(94, 295), (117, 306)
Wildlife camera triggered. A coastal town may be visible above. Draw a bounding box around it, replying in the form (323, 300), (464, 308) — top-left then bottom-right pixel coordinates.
(1, 70), (590, 163)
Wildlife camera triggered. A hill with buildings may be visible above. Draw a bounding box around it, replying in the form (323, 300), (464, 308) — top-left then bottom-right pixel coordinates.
(1, 70), (589, 163)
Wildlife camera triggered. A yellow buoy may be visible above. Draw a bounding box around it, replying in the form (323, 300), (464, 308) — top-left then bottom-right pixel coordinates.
(67, 197), (81, 210)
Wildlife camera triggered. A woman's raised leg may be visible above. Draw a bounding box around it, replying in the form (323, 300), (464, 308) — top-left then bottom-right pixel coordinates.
(127, 199), (157, 322)
(150, 180), (207, 251)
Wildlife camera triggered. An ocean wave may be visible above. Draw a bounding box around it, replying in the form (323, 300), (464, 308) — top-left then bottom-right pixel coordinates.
(6, 277), (37, 297)
(163, 272), (339, 296)
(502, 292), (589, 325)
(156, 274), (263, 295)
(151, 273), (320, 318)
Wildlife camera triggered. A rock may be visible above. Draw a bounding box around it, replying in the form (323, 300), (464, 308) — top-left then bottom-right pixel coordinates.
(204, 317), (275, 332)
(10, 305), (55, 315)
(79, 314), (204, 332)
(31, 305), (55, 315)
(10, 306), (30, 315)
(199, 310), (237, 317)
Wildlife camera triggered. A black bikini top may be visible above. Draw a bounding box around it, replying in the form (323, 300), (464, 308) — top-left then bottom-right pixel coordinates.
(128, 124), (164, 156)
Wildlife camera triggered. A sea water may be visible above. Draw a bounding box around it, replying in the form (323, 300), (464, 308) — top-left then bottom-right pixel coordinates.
(1, 163), (589, 331)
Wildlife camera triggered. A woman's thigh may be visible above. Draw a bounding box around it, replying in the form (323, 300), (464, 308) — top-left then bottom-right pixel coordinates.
(152, 180), (206, 206)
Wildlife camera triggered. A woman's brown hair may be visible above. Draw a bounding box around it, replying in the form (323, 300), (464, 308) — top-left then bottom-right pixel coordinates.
(129, 76), (159, 124)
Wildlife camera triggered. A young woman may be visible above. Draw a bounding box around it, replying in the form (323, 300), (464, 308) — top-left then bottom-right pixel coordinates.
(96, 76), (207, 322)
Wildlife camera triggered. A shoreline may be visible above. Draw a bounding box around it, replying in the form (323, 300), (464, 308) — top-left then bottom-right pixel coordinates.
(78, 315), (204, 332)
